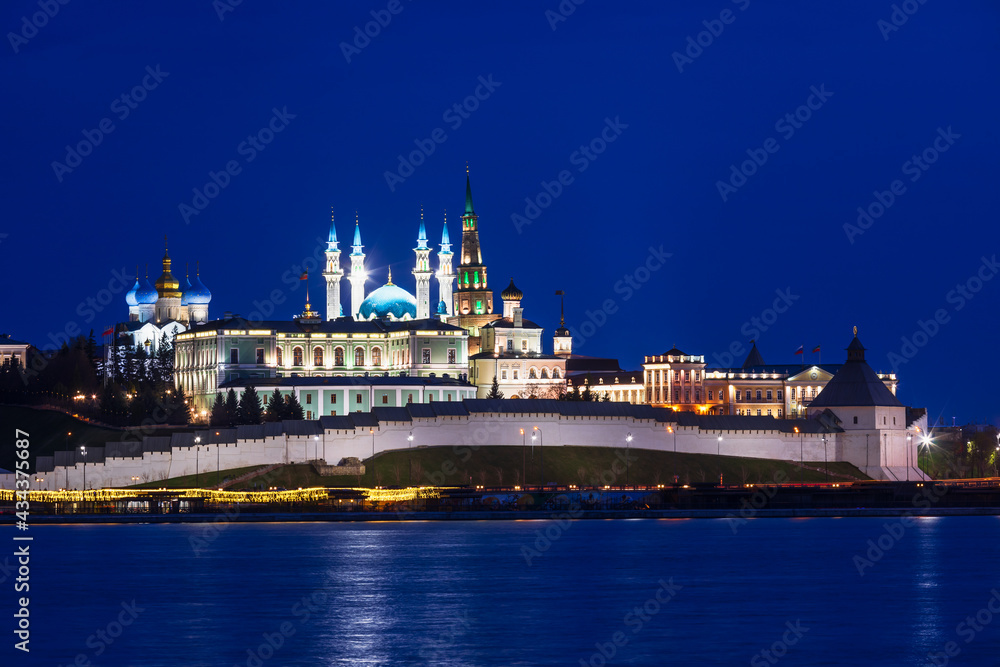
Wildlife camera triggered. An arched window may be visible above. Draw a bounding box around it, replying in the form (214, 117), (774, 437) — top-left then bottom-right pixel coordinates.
(276, 347), (283, 366)
(529, 368), (537, 379)
(313, 346), (324, 366)
(540, 368), (549, 379)
(354, 347), (365, 366)
(293, 347), (303, 366)
(371, 347), (382, 366)
(552, 368), (561, 379)
(334, 347), (344, 366)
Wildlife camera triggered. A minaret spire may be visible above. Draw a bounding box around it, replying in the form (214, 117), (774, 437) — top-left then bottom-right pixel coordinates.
(413, 207), (433, 319)
(436, 210), (455, 319)
(465, 167), (475, 216)
(323, 208), (344, 320)
(348, 213), (366, 318)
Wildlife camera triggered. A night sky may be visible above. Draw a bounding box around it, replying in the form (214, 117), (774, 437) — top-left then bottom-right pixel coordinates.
(2, 1), (998, 424)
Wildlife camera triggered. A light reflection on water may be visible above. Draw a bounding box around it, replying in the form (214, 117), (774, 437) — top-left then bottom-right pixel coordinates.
(18, 517), (1000, 666)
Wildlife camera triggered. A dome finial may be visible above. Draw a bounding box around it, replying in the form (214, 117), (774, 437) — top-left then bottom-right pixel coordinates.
(387, 267), (393, 285)
(853, 325), (858, 337)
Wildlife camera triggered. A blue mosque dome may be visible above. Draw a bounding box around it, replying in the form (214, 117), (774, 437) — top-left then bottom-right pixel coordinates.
(135, 275), (159, 305)
(186, 270), (212, 305)
(125, 279), (141, 307)
(358, 272), (416, 320)
(436, 300), (448, 315)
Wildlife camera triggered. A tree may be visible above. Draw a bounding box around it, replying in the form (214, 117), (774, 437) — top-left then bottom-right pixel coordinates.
(238, 385), (263, 425)
(264, 388), (285, 422)
(155, 335), (174, 386)
(168, 386), (191, 425)
(581, 385), (593, 402)
(486, 375), (504, 400)
(210, 392), (227, 427)
(224, 388), (239, 426)
(285, 393), (304, 420)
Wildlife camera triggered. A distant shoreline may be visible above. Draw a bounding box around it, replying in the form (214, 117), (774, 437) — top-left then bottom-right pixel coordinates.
(8, 506), (1000, 524)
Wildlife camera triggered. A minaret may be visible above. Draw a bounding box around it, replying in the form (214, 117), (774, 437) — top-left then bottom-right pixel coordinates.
(436, 210), (455, 318)
(412, 208), (433, 320)
(349, 214), (366, 319)
(553, 289), (572, 356)
(323, 210), (344, 320)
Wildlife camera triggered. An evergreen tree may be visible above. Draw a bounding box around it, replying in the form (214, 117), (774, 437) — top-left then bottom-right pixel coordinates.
(237, 385), (263, 425)
(581, 385), (593, 402)
(168, 386), (191, 425)
(264, 388), (285, 422)
(155, 335), (174, 385)
(210, 392), (227, 427)
(86, 329), (98, 373)
(285, 393), (304, 420)
(224, 388), (239, 426)
(486, 375), (504, 400)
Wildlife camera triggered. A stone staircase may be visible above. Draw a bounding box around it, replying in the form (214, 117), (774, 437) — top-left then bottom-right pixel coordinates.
(219, 464), (282, 490)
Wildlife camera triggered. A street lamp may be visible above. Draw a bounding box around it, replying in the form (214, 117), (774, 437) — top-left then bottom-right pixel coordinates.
(794, 426), (803, 483)
(35, 476), (43, 491)
(534, 427), (543, 488)
(906, 434), (912, 482)
(194, 436), (201, 488)
(668, 425), (676, 452)
(313, 435), (319, 462)
(626, 432), (632, 486)
(717, 434), (722, 457)
(80, 445), (87, 491)
(822, 436), (828, 482)
(520, 428), (526, 487)
(407, 431), (414, 485)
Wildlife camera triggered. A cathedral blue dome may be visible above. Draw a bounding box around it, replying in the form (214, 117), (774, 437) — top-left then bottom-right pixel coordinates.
(359, 283), (417, 320)
(436, 300), (448, 315)
(135, 277), (159, 305)
(125, 279), (141, 307)
(186, 274), (212, 305)
(180, 275), (193, 306)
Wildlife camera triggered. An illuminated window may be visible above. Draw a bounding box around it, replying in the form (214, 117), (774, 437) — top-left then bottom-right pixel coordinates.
(475, 300), (483, 313)
(474, 271), (479, 284)
(314, 347), (324, 366)
(778, 409), (782, 417)
(541, 368), (549, 379)
(736, 390), (741, 401)
(334, 347), (344, 366)
(756, 409), (761, 416)
(305, 394), (312, 405)
(767, 409), (772, 416)
(356, 394), (362, 404)
(552, 368), (560, 379)
(447, 348), (456, 364)
(293, 347), (303, 366)
(513, 369), (519, 380)
(407, 394), (413, 403)
(501, 370), (508, 380)
(332, 395), (337, 404)
(372, 347), (382, 366)
(507, 339), (513, 351)
(382, 395), (388, 404)
(354, 347), (364, 366)
(521, 339), (528, 351)
(276, 347), (283, 365)
(529, 368), (537, 379)
(422, 348), (431, 364)
(464, 272), (469, 285)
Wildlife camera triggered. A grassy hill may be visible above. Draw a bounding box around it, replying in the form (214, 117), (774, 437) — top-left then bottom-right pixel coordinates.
(0, 405), (124, 472)
(125, 446), (869, 490)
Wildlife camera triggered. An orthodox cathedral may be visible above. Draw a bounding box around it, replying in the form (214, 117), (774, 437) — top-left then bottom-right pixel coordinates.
(114, 239), (212, 355)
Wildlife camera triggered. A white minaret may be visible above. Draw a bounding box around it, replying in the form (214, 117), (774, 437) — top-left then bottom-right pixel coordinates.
(323, 210), (343, 320)
(349, 216), (366, 318)
(436, 211), (455, 319)
(413, 209), (433, 320)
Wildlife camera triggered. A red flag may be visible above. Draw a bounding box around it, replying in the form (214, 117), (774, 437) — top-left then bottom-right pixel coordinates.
(299, 271), (308, 280)
(794, 345), (804, 355)
(102, 326), (114, 337)
(812, 345), (821, 353)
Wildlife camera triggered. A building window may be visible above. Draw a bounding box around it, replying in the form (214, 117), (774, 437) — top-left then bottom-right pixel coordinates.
(685, 390), (690, 402)
(332, 395), (337, 404)
(382, 395), (388, 404)
(541, 368), (549, 379)
(521, 339), (528, 351)
(507, 339), (513, 351)
(756, 409), (761, 416)
(778, 409), (783, 418)
(334, 347), (344, 366)
(407, 394), (413, 403)
(230, 348), (239, 364)
(305, 394), (312, 405)
(447, 348), (456, 364)
(475, 300), (483, 314)
(422, 348), (431, 364)
(356, 394), (362, 404)
(767, 409), (772, 416)
(552, 368), (560, 379)
(314, 347), (324, 366)
(513, 369), (519, 380)
(755, 390), (762, 400)
(372, 347), (382, 366)
(695, 390), (700, 401)
(853, 416), (858, 424)
(306, 411), (312, 420)
(707, 390), (713, 400)
(293, 347), (303, 366)
(694, 372), (700, 381)
(777, 390), (783, 400)
(355, 347), (365, 366)
(529, 368), (537, 379)
(766, 390), (772, 401)
(276, 347), (282, 365)
(501, 370), (508, 380)
(256, 348), (264, 364)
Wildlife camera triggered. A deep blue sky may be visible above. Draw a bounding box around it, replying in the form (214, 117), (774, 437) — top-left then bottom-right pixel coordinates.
(2, 1), (998, 424)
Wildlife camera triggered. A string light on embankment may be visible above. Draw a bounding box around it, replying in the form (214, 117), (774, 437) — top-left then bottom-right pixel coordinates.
(0, 487), (441, 504)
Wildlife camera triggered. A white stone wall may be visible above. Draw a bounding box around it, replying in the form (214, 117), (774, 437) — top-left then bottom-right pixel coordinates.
(1, 412), (929, 490)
